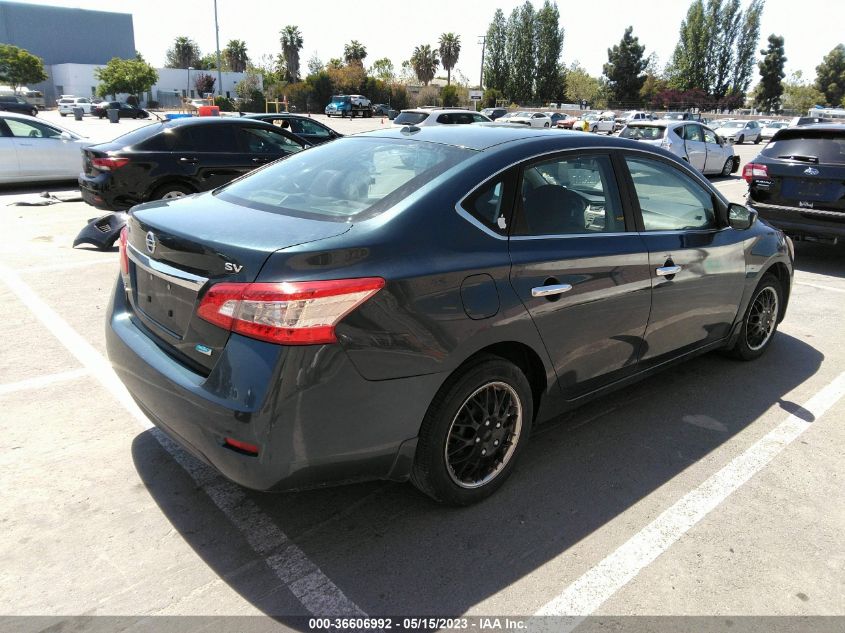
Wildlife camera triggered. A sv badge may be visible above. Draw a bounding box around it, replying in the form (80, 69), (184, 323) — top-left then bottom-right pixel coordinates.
(224, 263), (243, 273)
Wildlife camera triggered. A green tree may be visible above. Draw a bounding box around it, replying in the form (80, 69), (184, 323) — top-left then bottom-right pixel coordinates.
(534, 0), (564, 102)
(165, 36), (201, 68)
(782, 71), (824, 113)
(343, 40), (367, 66)
(668, 0), (710, 91)
(756, 34), (786, 113)
(410, 44), (439, 86)
(370, 57), (395, 82)
(565, 62), (602, 105)
(307, 52), (324, 75)
(506, 1), (536, 103)
(814, 44), (845, 106)
(707, 0), (742, 100)
(484, 8), (509, 93)
(438, 33), (461, 86)
(0, 45), (47, 92)
(603, 26), (647, 106)
(224, 40), (249, 73)
(730, 0), (764, 94)
(280, 25), (304, 83)
(94, 57), (158, 100)
(441, 84), (459, 106)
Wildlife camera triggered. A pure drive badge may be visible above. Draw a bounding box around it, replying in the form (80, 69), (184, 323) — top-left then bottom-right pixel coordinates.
(195, 344), (213, 356)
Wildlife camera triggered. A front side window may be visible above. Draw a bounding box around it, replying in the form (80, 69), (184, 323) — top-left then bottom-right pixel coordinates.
(5, 118), (61, 139)
(514, 154), (624, 236)
(703, 128), (718, 144)
(293, 119), (330, 136)
(239, 127), (304, 154)
(624, 156), (716, 231)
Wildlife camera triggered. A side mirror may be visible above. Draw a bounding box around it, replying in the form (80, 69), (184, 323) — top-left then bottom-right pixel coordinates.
(728, 203), (757, 230)
(60, 131), (73, 141)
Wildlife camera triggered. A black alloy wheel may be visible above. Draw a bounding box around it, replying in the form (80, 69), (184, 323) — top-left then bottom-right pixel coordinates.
(727, 273), (783, 360)
(411, 355), (533, 505)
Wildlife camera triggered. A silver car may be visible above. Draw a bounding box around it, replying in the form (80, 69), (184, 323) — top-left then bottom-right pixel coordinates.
(711, 119), (762, 144)
(620, 120), (739, 176)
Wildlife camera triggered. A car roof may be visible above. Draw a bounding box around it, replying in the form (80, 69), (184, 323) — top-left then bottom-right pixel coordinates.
(360, 122), (652, 152)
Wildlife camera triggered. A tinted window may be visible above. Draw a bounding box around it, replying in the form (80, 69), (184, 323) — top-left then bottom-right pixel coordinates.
(625, 156), (716, 231)
(682, 125), (703, 142)
(394, 112), (428, 125)
(291, 118), (330, 136)
(110, 124), (166, 148)
(515, 155), (624, 236)
(217, 137), (472, 221)
(182, 125), (238, 152)
(761, 131), (845, 165)
(462, 178), (509, 234)
(238, 126), (303, 154)
(620, 126), (665, 140)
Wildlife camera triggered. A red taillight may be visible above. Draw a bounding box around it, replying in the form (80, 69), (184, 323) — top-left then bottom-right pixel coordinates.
(118, 226), (129, 274)
(224, 437), (259, 456)
(196, 277), (385, 345)
(742, 162), (769, 183)
(92, 156), (130, 171)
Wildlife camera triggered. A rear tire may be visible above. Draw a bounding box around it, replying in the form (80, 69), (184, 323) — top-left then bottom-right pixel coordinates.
(754, 135), (761, 144)
(411, 355), (533, 506)
(736, 135), (744, 144)
(151, 183), (193, 201)
(726, 273), (783, 361)
(30, 108), (37, 117)
(721, 158), (733, 177)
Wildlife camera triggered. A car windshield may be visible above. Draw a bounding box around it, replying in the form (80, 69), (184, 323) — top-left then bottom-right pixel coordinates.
(393, 111), (428, 125)
(664, 113), (685, 119)
(331, 96), (350, 105)
(216, 137), (474, 221)
(761, 131), (845, 165)
(767, 122), (788, 128)
(720, 122), (745, 128)
(619, 125), (666, 140)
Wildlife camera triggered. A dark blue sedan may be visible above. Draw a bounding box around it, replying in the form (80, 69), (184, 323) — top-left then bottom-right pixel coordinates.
(107, 125), (793, 505)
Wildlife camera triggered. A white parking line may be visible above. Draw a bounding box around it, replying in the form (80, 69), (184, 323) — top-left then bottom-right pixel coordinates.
(796, 281), (845, 294)
(0, 368), (90, 396)
(535, 371), (845, 629)
(0, 261), (366, 617)
(23, 259), (118, 274)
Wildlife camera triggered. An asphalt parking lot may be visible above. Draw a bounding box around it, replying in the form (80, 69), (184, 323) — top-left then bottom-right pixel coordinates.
(1, 114), (844, 631)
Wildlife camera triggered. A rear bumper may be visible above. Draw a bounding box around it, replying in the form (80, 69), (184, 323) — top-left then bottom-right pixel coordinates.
(79, 173), (128, 210)
(750, 201), (845, 240)
(106, 277), (441, 491)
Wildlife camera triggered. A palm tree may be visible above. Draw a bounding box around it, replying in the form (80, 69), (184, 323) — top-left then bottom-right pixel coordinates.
(280, 25), (304, 83)
(165, 36), (201, 69)
(224, 39), (249, 73)
(343, 40), (368, 66)
(410, 44), (439, 86)
(438, 33), (461, 86)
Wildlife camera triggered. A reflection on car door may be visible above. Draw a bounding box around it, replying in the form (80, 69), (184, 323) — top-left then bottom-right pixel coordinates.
(622, 154), (746, 365)
(236, 125), (306, 166)
(172, 125), (251, 190)
(681, 124), (707, 171)
(507, 151), (652, 398)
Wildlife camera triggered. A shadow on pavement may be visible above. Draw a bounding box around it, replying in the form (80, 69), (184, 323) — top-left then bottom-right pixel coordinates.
(132, 332), (822, 621)
(793, 240), (845, 279)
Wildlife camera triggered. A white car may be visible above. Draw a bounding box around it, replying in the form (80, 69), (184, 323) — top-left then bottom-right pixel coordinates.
(573, 113), (615, 134)
(711, 119), (762, 144)
(507, 111), (553, 128)
(620, 120), (738, 176)
(58, 97), (94, 117)
(392, 109), (491, 127)
(614, 110), (651, 131)
(760, 121), (789, 140)
(0, 112), (92, 183)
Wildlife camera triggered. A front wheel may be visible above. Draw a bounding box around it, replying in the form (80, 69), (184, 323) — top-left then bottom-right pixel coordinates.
(411, 355), (533, 505)
(726, 273), (783, 361)
(544, 122), (550, 128)
(591, 125), (597, 133)
(30, 109), (38, 117)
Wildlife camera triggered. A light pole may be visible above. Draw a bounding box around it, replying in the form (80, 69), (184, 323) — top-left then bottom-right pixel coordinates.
(186, 66), (193, 102)
(213, 0), (223, 97)
(478, 35), (486, 91)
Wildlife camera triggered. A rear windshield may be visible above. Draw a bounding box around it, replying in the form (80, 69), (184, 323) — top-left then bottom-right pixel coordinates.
(216, 137), (474, 221)
(106, 123), (163, 147)
(620, 126), (666, 140)
(761, 131), (845, 165)
(393, 111), (428, 125)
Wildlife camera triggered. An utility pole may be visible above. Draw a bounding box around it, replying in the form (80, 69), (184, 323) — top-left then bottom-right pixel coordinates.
(214, 0), (223, 97)
(478, 35), (487, 91)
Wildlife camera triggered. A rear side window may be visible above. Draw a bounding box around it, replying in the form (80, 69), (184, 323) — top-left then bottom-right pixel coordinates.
(462, 178), (510, 235)
(681, 125), (703, 142)
(237, 126), (303, 154)
(394, 112), (428, 125)
(182, 125), (238, 152)
(515, 154), (624, 236)
(761, 132), (845, 165)
(625, 156), (716, 231)
(620, 126), (665, 140)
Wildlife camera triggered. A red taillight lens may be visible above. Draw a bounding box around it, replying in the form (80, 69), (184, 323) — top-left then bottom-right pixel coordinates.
(742, 162), (769, 183)
(224, 437), (259, 455)
(118, 226), (129, 275)
(196, 277), (385, 345)
(92, 157), (130, 171)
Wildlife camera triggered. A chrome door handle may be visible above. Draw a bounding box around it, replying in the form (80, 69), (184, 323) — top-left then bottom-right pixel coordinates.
(531, 284), (572, 297)
(656, 265), (682, 276)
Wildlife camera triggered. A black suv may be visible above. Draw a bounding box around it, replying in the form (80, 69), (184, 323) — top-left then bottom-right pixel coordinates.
(78, 117), (311, 210)
(744, 125), (845, 241)
(0, 95), (38, 116)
